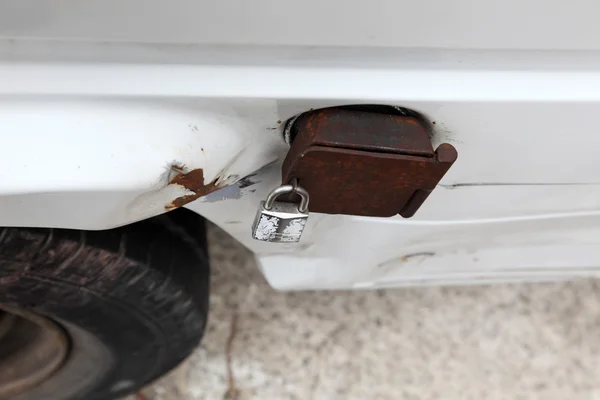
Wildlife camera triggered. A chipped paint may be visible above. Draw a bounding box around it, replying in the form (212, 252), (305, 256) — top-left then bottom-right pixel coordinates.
(238, 174), (259, 189)
(165, 163), (223, 210)
(202, 185), (243, 202)
(164, 165), (262, 210)
(202, 174), (260, 203)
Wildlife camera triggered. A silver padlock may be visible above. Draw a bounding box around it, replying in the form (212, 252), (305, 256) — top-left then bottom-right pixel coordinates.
(252, 181), (309, 243)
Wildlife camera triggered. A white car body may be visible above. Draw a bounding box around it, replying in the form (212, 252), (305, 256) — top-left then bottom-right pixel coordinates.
(3, 0), (600, 290)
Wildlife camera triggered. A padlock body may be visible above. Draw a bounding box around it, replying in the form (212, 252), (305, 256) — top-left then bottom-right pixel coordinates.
(252, 201), (308, 243)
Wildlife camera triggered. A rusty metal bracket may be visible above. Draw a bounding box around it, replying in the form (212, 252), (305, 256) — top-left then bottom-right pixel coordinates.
(282, 108), (458, 218)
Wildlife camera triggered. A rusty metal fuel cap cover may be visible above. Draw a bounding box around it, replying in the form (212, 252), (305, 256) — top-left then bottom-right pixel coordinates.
(282, 108), (458, 218)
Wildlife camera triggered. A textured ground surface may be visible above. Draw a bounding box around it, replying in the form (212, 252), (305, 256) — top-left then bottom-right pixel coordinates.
(131, 225), (600, 399)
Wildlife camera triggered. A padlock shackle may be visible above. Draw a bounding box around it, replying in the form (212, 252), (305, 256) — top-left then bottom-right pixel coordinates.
(264, 184), (310, 213)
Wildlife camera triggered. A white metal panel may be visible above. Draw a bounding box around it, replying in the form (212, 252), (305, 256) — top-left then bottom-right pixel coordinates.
(4, 54), (600, 288)
(258, 213), (600, 289)
(3, 0), (600, 289)
(0, 98), (284, 229)
(2, 0), (600, 50)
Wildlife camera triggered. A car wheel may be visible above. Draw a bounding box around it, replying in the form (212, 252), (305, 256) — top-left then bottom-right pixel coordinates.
(0, 209), (209, 400)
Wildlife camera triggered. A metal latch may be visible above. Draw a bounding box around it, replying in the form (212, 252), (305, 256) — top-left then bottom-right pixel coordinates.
(282, 108), (458, 218)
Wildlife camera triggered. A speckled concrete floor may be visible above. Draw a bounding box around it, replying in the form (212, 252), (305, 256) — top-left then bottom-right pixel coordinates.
(132, 225), (600, 400)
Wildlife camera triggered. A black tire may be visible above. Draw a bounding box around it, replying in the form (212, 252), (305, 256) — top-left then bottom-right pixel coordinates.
(0, 209), (210, 400)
